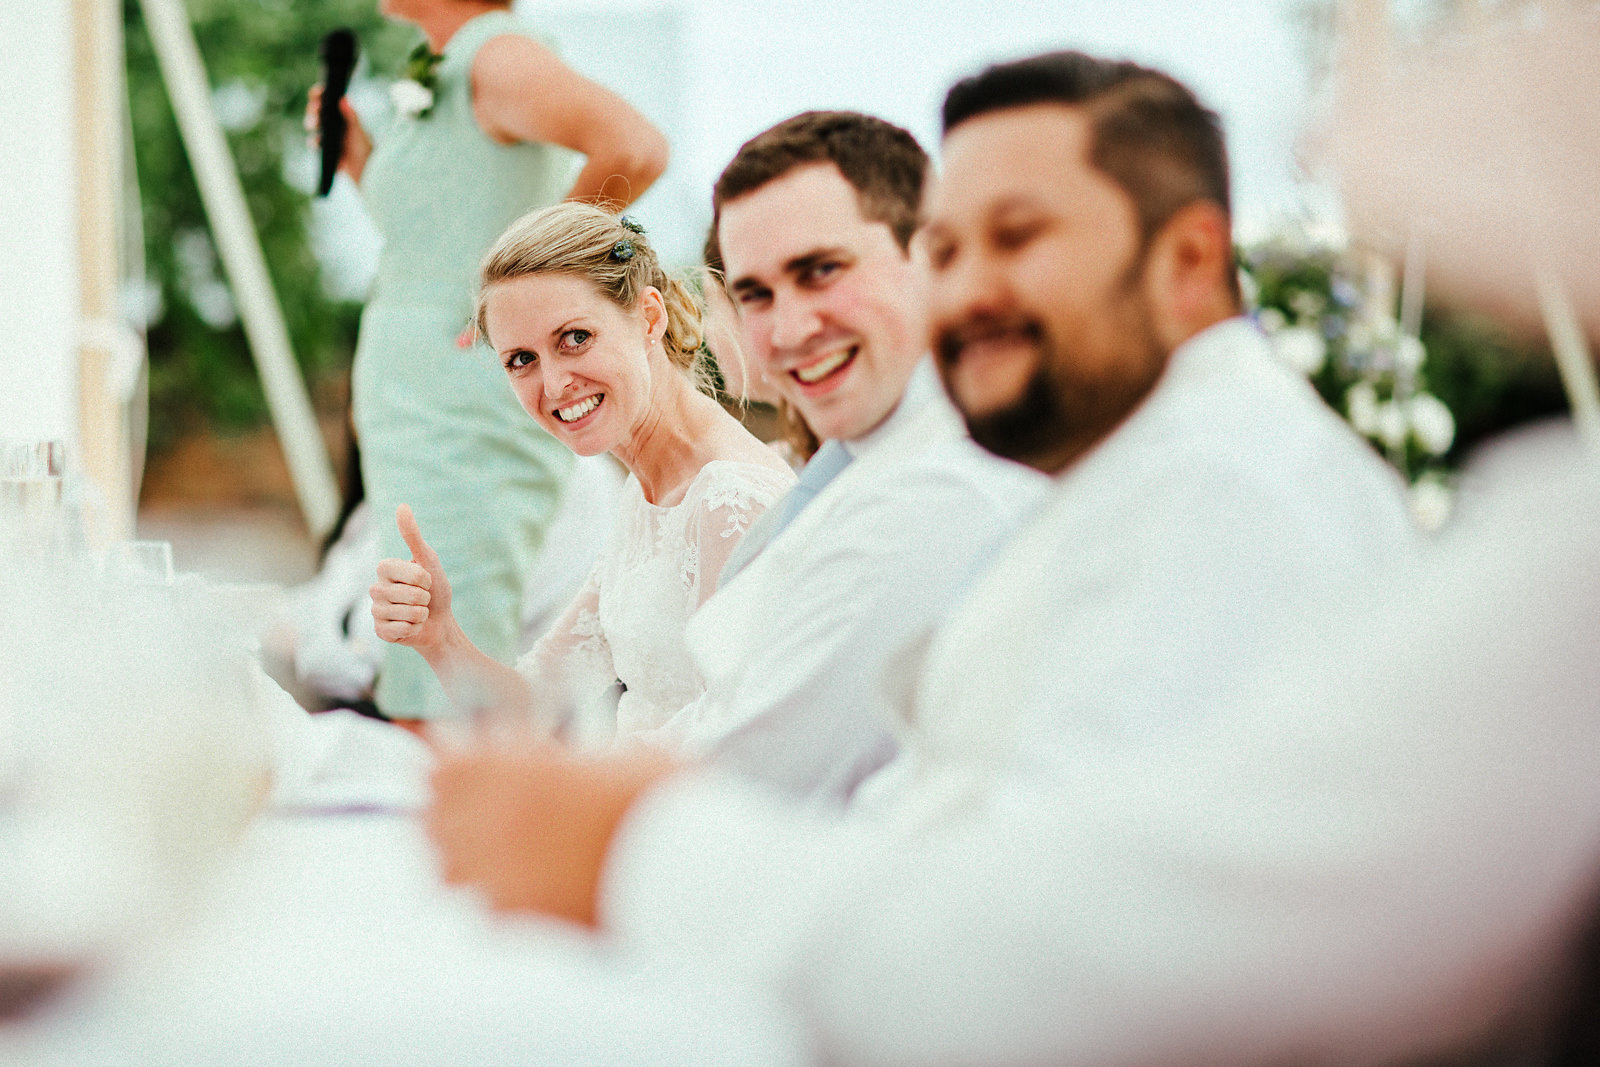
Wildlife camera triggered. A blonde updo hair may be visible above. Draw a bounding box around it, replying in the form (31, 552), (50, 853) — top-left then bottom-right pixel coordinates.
(476, 203), (714, 394)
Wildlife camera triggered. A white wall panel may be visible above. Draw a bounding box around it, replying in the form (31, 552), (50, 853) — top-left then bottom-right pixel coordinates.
(0, 1), (79, 444)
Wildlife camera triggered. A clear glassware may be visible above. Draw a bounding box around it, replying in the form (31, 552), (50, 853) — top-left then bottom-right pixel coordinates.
(0, 439), (68, 560)
(103, 540), (175, 587)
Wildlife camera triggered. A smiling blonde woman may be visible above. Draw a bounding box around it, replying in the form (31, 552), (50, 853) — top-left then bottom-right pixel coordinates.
(312, 0), (674, 723)
(370, 204), (794, 749)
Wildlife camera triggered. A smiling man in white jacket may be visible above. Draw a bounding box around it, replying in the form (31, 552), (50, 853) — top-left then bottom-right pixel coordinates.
(654, 111), (1047, 800)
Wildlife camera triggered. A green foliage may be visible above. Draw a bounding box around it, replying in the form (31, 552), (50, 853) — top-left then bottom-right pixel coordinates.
(1408, 307), (1568, 457)
(1239, 236), (1567, 483)
(123, 0), (415, 451)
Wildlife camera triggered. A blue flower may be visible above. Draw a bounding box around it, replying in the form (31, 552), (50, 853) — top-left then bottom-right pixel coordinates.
(611, 239), (636, 262)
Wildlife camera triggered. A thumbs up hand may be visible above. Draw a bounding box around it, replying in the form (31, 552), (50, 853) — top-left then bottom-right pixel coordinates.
(372, 504), (455, 652)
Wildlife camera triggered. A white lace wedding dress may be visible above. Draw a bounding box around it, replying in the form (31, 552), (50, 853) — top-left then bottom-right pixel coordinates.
(515, 459), (794, 750)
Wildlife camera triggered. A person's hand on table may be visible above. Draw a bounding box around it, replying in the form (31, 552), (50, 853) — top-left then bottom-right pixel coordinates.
(372, 505), (455, 655)
(426, 743), (676, 925)
(305, 84), (373, 185)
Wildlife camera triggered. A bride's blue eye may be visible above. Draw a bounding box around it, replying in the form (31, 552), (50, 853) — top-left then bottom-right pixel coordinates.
(504, 349), (537, 370)
(562, 329), (592, 349)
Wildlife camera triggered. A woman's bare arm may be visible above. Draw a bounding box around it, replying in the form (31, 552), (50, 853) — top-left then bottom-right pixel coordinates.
(470, 34), (669, 208)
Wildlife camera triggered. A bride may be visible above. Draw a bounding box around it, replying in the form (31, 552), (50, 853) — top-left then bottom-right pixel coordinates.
(371, 203), (794, 749)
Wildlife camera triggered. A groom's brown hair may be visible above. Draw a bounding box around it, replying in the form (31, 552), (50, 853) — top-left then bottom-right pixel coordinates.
(706, 111), (928, 270)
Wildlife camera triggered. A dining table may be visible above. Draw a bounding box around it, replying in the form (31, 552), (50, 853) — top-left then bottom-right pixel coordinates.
(0, 599), (810, 1066)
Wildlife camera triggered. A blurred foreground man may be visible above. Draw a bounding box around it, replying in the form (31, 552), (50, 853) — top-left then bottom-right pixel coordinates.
(422, 53), (1600, 1066)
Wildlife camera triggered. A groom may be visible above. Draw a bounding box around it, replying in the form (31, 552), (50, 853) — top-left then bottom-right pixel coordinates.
(665, 110), (1046, 799)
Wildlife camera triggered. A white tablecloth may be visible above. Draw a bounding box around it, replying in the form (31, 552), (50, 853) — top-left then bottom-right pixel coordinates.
(2, 697), (808, 1066)
(3, 805), (808, 1066)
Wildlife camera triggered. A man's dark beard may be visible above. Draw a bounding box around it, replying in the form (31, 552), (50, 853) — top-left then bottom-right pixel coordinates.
(944, 316), (1168, 474)
(961, 367), (1075, 470)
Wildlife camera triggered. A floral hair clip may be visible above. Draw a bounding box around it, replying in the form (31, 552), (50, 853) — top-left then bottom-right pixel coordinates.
(611, 239), (636, 262)
(619, 215), (647, 235)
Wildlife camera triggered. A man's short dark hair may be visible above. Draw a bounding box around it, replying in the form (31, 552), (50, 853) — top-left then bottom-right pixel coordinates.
(707, 111), (929, 269)
(943, 51), (1233, 252)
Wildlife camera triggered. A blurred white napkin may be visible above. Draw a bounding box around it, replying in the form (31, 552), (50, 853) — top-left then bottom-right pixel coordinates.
(248, 666), (433, 812)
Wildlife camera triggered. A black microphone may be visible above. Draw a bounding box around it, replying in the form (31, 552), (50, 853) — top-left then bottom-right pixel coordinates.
(317, 28), (359, 197)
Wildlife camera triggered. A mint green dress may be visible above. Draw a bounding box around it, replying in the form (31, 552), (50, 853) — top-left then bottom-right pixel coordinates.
(353, 11), (578, 718)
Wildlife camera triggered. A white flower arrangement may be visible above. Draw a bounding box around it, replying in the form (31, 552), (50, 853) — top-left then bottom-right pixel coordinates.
(1270, 325), (1328, 376)
(1407, 393), (1456, 456)
(1240, 231), (1466, 532)
(1345, 381), (1381, 437)
(1395, 335), (1427, 376)
(1408, 474), (1454, 533)
(1341, 385), (1455, 458)
(1375, 399), (1409, 451)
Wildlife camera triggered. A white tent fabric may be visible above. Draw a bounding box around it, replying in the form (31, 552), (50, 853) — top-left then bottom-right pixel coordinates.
(0, 0), (336, 541)
(0, 2), (79, 445)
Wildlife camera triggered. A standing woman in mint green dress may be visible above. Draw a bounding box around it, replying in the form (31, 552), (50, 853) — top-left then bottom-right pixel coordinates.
(312, 0), (668, 720)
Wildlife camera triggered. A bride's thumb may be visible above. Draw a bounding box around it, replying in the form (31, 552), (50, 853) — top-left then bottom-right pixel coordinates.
(397, 504), (441, 571)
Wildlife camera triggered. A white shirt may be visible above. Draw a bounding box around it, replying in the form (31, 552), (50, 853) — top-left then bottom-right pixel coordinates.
(901, 317), (1417, 806)
(666, 361), (1049, 802)
(597, 319), (1597, 1067)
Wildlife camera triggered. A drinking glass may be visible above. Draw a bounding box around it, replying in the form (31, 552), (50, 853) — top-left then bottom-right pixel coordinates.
(0, 440), (67, 557)
(104, 540), (175, 587)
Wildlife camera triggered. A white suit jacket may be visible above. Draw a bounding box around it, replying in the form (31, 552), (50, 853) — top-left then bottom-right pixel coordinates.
(899, 316), (1418, 807)
(650, 362), (1048, 802)
(598, 320), (1600, 1066)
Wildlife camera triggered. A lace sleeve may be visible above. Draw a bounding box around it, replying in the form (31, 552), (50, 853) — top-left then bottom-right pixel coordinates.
(684, 465), (794, 609)
(514, 559), (617, 731)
